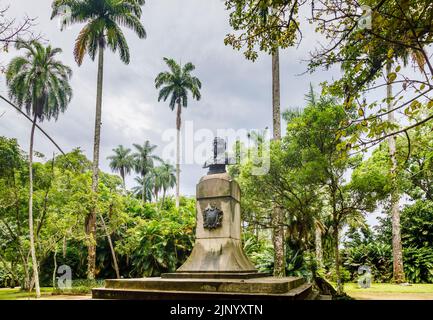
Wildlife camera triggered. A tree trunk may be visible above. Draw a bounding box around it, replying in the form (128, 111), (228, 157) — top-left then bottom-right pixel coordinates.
(175, 102), (181, 208)
(99, 214), (120, 279)
(87, 43), (105, 280)
(333, 225), (343, 295)
(120, 167), (126, 191)
(63, 236), (67, 259)
(386, 62), (405, 283)
(272, 207), (285, 277)
(142, 178), (146, 203)
(271, 48), (285, 277)
(162, 188), (166, 206)
(315, 224), (323, 269)
(28, 114), (41, 298)
(272, 49), (281, 140)
(52, 249), (57, 288)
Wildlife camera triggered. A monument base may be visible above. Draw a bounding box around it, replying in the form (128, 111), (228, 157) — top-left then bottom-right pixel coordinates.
(161, 272), (269, 279)
(92, 276), (313, 300)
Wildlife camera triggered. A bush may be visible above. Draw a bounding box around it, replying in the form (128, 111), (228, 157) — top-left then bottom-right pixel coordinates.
(341, 242), (393, 283)
(0, 267), (17, 288)
(116, 197), (196, 277)
(52, 279), (105, 295)
(403, 247), (433, 283)
(327, 266), (351, 284)
(243, 233), (313, 279)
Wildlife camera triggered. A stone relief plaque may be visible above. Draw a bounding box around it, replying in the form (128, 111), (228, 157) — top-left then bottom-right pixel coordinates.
(202, 204), (223, 230)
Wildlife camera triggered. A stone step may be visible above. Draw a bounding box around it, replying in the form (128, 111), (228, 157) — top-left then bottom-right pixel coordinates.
(162, 272), (270, 279)
(92, 283), (312, 301)
(103, 277), (305, 295)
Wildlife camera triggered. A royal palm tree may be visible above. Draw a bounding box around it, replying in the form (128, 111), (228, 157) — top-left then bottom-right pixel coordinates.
(133, 141), (161, 203)
(132, 175), (153, 203)
(148, 167), (162, 202)
(155, 58), (202, 208)
(107, 145), (134, 189)
(51, 0), (146, 279)
(6, 40), (72, 298)
(157, 162), (176, 205)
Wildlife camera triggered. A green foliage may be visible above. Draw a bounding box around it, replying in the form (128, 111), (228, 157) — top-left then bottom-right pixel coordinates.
(242, 232), (312, 279)
(342, 242), (393, 283)
(116, 197), (195, 277)
(310, 0), (433, 149)
(403, 247), (433, 284)
(224, 0), (300, 60)
(328, 266), (351, 284)
(343, 199), (433, 283)
(401, 201), (433, 248)
(6, 40), (72, 121)
(155, 58), (202, 111)
(0, 137), (196, 288)
(52, 279), (105, 295)
(107, 145), (134, 185)
(51, 0), (146, 65)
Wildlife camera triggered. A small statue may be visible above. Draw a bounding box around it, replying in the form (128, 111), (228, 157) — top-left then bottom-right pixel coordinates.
(203, 137), (235, 175)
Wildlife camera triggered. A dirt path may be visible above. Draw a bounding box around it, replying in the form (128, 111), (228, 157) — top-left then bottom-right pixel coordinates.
(18, 295), (92, 300)
(349, 292), (433, 300)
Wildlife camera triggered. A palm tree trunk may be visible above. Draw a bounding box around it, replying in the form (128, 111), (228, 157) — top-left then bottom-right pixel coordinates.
(333, 224), (343, 295)
(99, 214), (120, 279)
(386, 62), (405, 283)
(271, 48), (285, 277)
(272, 49), (281, 140)
(29, 114), (41, 298)
(175, 102), (181, 208)
(162, 188), (166, 206)
(120, 168), (126, 191)
(87, 43), (105, 280)
(315, 224), (323, 269)
(142, 178), (146, 203)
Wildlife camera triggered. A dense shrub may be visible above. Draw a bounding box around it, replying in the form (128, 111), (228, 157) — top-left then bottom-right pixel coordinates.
(116, 197), (196, 277)
(341, 242), (393, 283)
(403, 247), (433, 283)
(52, 279), (105, 295)
(243, 233), (312, 279)
(341, 241), (433, 283)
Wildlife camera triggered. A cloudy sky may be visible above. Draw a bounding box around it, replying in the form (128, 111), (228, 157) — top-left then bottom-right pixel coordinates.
(0, 0), (338, 197)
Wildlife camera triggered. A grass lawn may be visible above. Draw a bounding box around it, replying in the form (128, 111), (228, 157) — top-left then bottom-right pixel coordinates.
(343, 283), (433, 300)
(0, 287), (54, 300)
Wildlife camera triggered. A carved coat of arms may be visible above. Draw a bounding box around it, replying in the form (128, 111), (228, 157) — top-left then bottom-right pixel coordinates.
(202, 204), (223, 230)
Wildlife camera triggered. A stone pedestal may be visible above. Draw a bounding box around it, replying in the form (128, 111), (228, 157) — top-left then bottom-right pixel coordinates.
(176, 172), (256, 274)
(92, 149), (313, 300)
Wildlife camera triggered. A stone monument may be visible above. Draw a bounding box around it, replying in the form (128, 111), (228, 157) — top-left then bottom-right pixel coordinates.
(92, 138), (313, 300)
(165, 137), (257, 278)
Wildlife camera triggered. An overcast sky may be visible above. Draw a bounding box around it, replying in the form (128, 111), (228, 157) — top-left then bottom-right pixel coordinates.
(1, 0), (342, 196)
(0, 0), (390, 229)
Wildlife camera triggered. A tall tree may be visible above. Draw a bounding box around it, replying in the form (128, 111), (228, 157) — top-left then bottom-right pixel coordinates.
(132, 175), (153, 203)
(6, 40), (72, 297)
(157, 162), (176, 205)
(148, 167), (162, 202)
(51, 0), (146, 279)
(107, 145), (133, 189)
(225, 2), (297, 277)
(386, 62), (405, 283)
(155, 58), (202, 208)
(133, 141), (161, 203)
